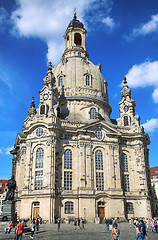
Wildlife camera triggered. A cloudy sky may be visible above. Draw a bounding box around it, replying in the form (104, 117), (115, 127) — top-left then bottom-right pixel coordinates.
(0, 0), (158, 179)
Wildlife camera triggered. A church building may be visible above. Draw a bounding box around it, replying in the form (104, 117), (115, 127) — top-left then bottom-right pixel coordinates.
(11, 13), (153, 223)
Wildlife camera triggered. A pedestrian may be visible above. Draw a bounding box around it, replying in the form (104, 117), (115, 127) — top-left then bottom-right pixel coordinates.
(154, 219), (157, 233)
(150, 219), (155, 232)
(105, 218), (110, 232)
(111, 223), (120, 240)
(36, 218), (40, 231)
(81, 218), (85, 229)
(57, 218), (61, 232)
(136, 223), (142, 240)
(30, 220), (35, 239)
(17, 219), (24, 240)
(109, 218), (113, 231)
(5, 221), (12, 233)
(74, 219), (77, 230)
(78, 217), (81, 229)
(129, 219), (132, 227)
(140, 220), (146, 240)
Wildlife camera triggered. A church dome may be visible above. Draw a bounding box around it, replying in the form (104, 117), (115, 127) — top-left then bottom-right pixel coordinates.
(51, 14), (112, 122)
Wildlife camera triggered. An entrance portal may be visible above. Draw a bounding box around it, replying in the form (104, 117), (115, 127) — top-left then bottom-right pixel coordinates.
(98, 201), (105, 220)
(32, 202), (40, 220)
(98, 207), (105, 220)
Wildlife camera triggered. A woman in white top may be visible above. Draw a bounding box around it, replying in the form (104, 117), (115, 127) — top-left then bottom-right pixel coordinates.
(111, 223), (120, 240)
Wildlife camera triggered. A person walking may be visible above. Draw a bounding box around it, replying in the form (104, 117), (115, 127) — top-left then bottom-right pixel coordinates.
(74, 219), (77, 230)
(140, 220), (146, 240)
(30, 220), (35, 239)
(136, 223), (142, 240)
(17, 219), (24, 240)
(105, 218), (110, 232)
(111, 223), (120, 240)
(81, 218), (85, 229)
(150, 219), (155, 232)
(129, 219), (132, 227)
(36, 218), (40, 231)
(78, 218), (81, 230)
(57, 218), (61, 232)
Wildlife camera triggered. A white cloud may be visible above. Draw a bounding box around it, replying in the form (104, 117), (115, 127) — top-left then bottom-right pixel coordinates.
(102, 16), (115, 29)
(133, 14), (158, 36)
(10, 0), (112, 64)
(0, 149), (3, 154)
(5, 146), (13, 155)
(152, 88), (158, 103)
(142, 118), (158, 132)
(125, 61), (158, 103)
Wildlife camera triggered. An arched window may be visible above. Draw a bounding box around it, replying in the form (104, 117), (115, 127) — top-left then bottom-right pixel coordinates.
(65, 201), (74, 214)
(74, 33), (82, 46)
(36, 147), (44, 168)
(86, 75), (90, 86)
(40, 105), (45, 115)
(121, 153), (128, 172)
(59, 76), (63, 87)
(64, 149), (72, 169)
(124, 116), (129, 126)
(95, 150), (103, 170)
(90, 108), (96, 119)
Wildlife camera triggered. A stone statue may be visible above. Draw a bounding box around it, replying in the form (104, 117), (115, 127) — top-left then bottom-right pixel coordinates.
(5, 176), (16, 201)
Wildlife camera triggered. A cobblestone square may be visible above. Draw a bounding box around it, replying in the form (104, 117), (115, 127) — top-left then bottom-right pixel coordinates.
(0, 222), (158, 240)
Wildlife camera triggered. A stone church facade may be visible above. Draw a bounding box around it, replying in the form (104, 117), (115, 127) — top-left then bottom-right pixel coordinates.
(11, 14), (152, 223)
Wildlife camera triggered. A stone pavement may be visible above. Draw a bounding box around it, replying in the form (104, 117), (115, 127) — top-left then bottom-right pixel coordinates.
(0, 222), (158, 240)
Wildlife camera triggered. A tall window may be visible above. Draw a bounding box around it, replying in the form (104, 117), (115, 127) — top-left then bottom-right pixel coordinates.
(126, 202), (134, 213)
(90, 108), (96, 119)
(64, 149), (72, 169)
(65, 201), (74, 214)
(123, 175), (130, 192)
(59, 76), (63, 87)
(95, 150), (103, 170)
(40, 105), (45, 115)
(96, 172), (104, 191)
(86, 75), (90, 86)
(121, 153), (128, 172)
(124, 116), (129, 126)
(36, 148), (44, 168)
(35, 170), (43, 190)
(64, 172), (72, 190)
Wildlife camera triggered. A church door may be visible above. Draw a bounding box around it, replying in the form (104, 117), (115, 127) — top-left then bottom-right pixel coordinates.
(33, 207), (39, 219)
(98, 207), (105, 220)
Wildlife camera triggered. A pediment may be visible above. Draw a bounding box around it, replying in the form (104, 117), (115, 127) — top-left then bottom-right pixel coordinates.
(77, 120), (121, 136)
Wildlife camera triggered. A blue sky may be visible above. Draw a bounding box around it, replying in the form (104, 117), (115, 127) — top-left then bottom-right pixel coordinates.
(0, 0), (158, 179)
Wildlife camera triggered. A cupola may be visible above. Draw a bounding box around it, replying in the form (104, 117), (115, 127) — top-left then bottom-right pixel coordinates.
(62, 9), (88, 58)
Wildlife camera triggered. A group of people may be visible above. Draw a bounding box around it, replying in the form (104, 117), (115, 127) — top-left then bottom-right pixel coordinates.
(104, 218), (120, 240)
(130, 217), (158, 240)
(4, 217), (41, 239)
(74, 218), (85, 230)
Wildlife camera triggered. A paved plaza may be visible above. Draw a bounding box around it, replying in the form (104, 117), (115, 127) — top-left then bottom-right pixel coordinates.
(0, 222), (158, 240)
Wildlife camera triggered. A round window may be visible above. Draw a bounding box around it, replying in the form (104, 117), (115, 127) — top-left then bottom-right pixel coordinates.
(36, 128), (44, 137)
(95, 129), (102, 140)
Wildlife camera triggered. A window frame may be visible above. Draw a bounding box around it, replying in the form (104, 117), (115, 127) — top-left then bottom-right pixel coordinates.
(64, 149), (72, 169)
(64, 171), (72, 190)
(36, 147), (44, 169)
(35, 170), (43, 190)
(65, 201), (74, 214)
